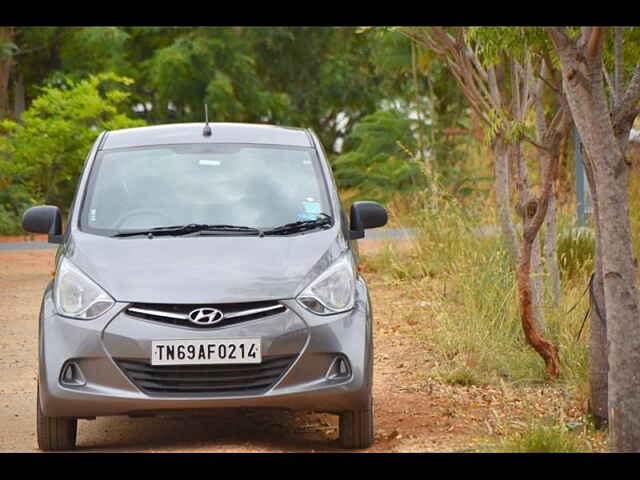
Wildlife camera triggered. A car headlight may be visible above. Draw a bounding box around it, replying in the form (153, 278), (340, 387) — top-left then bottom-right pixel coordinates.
(297, 253), (356, 315)
(54, 257), (114, 319)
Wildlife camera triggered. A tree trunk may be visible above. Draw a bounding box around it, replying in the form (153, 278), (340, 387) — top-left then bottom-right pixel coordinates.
(580, 146), (609, 429)
(514, 103), (568, 380)
(13, 70), (25, 119)
(531, 220), (546, 332)
(517, 237), (560, 379)
(492, 135), (519, 267)
(541, 133), (562, 308)
(548, 27), (640, 450)
(513, 140), (546, 333)
(590, 217), (609, 429)
(597, 146), (640, 451)
(516, 169), (561, 380)
(0, 28), (14, 119)
(533, 73), (562, 308)
(544, 192), (561, 307)
(411, 40), (428, 173)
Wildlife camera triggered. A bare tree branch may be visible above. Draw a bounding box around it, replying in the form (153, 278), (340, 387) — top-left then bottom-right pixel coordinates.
(522, 133), (551, 152)
(534, 62), (547, 140)
(587, 27), (605, 62)
(522, 53), (535, 114)
(488, 65), (503, 109)
(401, 26), (502, 128)
(615, 27), (624, 104)
(513, 59), (522, 121)
(442, 58), (492, 125)
(525, 109), (571, 241)
(614, 63), (640, 127)
(464, 42), (489, 84)
(535, 70), (560, 97)
(545, 27), (572, 50)
(603, 65), (616, 104)
(542, 51), (559, 89)
(578, 27), (593, 51)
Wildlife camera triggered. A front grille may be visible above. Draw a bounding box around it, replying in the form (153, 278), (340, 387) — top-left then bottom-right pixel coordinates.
(126, 300), (286, 329)
(117, 355), (296, 396)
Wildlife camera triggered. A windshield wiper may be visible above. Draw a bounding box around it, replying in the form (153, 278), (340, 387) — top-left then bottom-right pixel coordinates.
(261, 214), (333, 236)
(112, 224), (263, 238)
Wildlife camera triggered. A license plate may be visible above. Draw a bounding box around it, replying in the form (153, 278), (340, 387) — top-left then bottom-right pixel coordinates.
(151, 339), (261, 366)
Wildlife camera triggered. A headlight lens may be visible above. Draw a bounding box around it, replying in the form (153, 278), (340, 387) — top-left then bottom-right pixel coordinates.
(54, 257), (114, 319)
(297, 254), (356, 315)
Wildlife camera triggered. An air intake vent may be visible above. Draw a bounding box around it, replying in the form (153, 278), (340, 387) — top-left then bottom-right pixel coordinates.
(117, 355), (296, 396)
(59, 362), (86, 387)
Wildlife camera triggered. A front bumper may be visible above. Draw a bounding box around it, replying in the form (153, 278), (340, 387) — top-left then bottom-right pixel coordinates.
(38, 280), (372, 418)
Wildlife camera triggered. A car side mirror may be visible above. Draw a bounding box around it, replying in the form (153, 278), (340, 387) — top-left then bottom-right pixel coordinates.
(349, 201), (388, 240)
(22, 205), (63, 244)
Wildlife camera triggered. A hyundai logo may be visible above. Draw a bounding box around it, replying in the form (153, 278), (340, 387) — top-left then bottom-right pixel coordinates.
(188, 307), (224, 326)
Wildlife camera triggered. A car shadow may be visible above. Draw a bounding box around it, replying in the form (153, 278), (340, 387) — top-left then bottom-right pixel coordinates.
(75, 408), (348, 452)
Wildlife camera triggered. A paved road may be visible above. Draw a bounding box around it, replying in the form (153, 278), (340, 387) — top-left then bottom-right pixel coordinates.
(363, 228), (416, 241)
(0, 241), (58, 251)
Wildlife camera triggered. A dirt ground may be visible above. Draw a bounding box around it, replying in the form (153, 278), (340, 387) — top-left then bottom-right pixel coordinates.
(0, 244), (603, 452)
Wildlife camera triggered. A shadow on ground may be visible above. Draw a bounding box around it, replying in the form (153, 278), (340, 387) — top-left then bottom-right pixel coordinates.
(74, 408), (344, 452)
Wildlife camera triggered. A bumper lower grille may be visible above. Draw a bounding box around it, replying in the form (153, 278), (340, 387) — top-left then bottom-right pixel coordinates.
(117, 355), (296, 396)
(126, 301), (286, 329)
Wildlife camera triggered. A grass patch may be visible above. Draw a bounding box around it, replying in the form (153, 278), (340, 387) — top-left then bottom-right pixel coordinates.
(496, 423), (592, 453)
(360, 192), (591, 389)
(556, 226), (595, 281)
(440, 366), (483, 387)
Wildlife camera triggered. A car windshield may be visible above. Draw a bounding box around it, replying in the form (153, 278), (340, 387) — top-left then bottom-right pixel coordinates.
(80, 143), (332, 235)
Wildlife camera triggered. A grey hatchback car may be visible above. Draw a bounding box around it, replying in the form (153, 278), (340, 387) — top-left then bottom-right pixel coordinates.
(22, 122), (388, 450)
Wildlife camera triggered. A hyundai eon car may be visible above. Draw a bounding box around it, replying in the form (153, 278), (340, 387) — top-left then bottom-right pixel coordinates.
(22, 122), (388, 450)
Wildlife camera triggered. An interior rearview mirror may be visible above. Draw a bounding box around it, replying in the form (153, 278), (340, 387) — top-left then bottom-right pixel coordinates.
(22, 205), (63, 244)
(349, 201), (388, 240)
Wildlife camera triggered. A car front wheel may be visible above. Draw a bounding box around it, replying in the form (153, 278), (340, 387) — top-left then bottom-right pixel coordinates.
(339, 396), (374, 449)
(36, 385), (77, 451)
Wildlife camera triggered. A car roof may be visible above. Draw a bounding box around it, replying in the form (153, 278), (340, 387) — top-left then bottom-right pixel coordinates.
(101, 122), (313, 150)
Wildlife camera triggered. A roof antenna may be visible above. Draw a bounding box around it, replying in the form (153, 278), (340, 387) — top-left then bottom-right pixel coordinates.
(203, 104), (212, 137)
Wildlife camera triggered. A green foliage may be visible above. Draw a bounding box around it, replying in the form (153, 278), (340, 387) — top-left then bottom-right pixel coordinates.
(0, 189), (32, 235)
(2, 26), (482, 239)
(250, 27), (385, 152)
(369, 32), (470, 179)
(484, 109), (506, 144)
(58, 27), (131, 77)
(332, 110), (421, 203)
(419, 57), (470, 177)
(0, 73), (145, 232)
(467, 27), (550, 66)
(504, 120), (532, 144)
(147, 29), (288, 123)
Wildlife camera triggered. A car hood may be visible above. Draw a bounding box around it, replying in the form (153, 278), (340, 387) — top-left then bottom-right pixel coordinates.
(64, 229), (348, 304)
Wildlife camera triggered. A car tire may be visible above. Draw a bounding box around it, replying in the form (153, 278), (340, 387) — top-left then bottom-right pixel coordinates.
(339, 396), (374, 449)
(36, 385), (77, 451)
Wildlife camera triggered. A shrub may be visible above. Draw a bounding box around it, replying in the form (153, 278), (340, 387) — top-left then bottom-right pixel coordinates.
(332, 110), (423, 203)
(0, 73), (146, 225)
